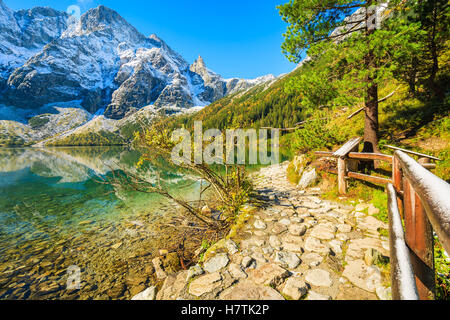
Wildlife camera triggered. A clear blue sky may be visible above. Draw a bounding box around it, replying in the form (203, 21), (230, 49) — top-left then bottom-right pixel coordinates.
(5, 0), (299, 79)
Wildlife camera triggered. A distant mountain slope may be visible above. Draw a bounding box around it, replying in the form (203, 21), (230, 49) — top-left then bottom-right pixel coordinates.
(163, 67), (303, 131)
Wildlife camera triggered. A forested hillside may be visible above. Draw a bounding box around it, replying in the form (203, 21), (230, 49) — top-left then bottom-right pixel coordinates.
(161, 68), (304, 131)
(160, 0), (449, 180)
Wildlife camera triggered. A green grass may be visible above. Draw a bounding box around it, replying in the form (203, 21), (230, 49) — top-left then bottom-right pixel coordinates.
(435, 239), (450, 300)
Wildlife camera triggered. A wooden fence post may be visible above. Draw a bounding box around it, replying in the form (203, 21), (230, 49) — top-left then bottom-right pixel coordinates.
(392, 156), (403, 216)
(403, 178), (435, 300)
(338, 157), (347, 194)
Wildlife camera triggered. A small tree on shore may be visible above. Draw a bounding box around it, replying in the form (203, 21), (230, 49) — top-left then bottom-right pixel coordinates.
(105, 119), (253, 231)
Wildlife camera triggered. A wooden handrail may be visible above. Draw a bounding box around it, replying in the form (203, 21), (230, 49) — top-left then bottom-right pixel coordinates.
(314, 141), (449, 300)
(385, 145), (441, 161)
(315, 151), (333, 157)
(347, 171), (392, 185)
(394, 151), (450, 254)
(387, 183), (420, 300)
(333, 137), (362, 158)
(348, 152), (393, 163)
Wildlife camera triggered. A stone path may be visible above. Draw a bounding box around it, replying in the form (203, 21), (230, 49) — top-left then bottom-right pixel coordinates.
(134, 162), (392, 301)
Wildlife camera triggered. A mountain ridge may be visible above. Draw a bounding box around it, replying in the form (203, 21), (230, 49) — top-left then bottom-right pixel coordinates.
(0, 1), (275, 119)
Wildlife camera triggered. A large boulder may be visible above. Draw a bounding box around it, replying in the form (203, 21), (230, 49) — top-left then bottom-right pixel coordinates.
(298, 168), (317, 189)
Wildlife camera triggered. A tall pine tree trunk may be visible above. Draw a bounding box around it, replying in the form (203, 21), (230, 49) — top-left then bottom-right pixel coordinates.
(362, 5), (380, 170)
(363, 80), (379, 155)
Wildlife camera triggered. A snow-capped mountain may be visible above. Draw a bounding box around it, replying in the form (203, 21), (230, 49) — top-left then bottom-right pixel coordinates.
(0, 1), (68, 91)
(0, 1), (275, 121)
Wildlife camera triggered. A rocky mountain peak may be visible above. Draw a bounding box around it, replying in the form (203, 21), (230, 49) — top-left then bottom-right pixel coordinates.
(190, 55), (208, 75)
(195, 55), (206, 67)
(64, 5), (144, 44)
(82, 5), (125, 27)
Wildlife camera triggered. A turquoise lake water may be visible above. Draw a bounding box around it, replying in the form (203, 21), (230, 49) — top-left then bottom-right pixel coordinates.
(0, 146), (203, 300)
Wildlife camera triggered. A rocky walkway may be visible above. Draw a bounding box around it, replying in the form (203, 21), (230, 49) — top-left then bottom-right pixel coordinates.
(133, 162), (392, 301)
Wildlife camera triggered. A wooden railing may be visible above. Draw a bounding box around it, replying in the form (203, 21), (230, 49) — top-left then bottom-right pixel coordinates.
(315, 139), (450, 300)
(315, 137), (394, 193)
(389, 151), (450, 300)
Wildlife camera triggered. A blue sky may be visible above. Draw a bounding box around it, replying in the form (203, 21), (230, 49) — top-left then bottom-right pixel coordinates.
(5, 0), (299, 79)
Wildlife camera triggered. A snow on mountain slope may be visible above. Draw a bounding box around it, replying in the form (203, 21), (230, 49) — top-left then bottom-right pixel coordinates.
(0, 1), (68, 88)
(0, 2), (276, 123)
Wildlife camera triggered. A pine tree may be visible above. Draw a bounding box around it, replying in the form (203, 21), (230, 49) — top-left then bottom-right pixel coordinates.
(278, 0), (388, 153)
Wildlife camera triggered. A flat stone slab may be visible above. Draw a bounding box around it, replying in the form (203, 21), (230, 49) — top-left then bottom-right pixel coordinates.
(310, 223), (336, 240)
(289, 224), (307, 236)
(358, 216), (388, 232)
(186, 265), (204, 282)
(157, 271), (189, 300)
(307, 290), (332, 300)
(189, 272), (223, 297)
(219, 281), (284, 300)
(249, 263), (289, 286)
(274, 251), (301, 269)
(304, 237), (330, 254)
(228, 263), (247, 279)
(337, 224), (352, 233)
(271, 223), (288, 235)
(346, 238), (388, 260)
(282, 277), (308, 300)
(302, 252), (323, 267)
(342, 260), (381, 293)
(282, 243), (303, 253)
(329, 239), (343, 254)
(254, 220), (267, 230)
(282, 234), (303, 244)
(203, 253), (230, 273)
(269, 235), (282, 248)
(225, 239), (239, 254)
(305, 269), (332, 287)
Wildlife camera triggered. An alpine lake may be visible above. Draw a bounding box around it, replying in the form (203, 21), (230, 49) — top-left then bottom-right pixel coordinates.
(0, 146), (219, 300)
